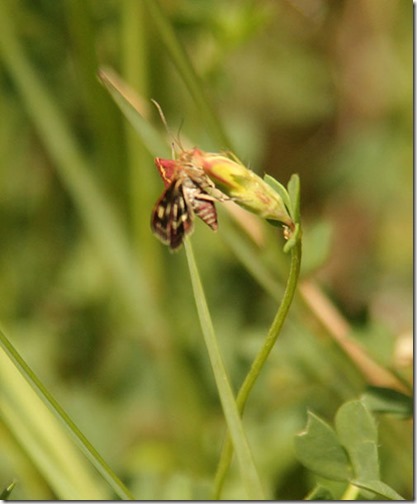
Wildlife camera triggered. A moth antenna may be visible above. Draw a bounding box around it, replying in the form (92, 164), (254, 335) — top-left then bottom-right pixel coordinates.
(151, 99), (169, 133)
(176, 119), (185, 151)
(151, 98), (182, 157)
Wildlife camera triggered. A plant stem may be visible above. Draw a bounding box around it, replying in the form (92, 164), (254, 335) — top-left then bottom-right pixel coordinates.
(184, 240), (265, 500)
(341, 483), (360, 500)
(213, 237), (302, 499)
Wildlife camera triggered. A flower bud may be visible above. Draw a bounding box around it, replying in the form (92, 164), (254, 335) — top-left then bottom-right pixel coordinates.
(191, 150), (294, 228)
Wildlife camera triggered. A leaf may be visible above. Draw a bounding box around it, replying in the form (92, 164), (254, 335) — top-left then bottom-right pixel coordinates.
(352, 479), (405, 500)
(335, 400), (380, 482)
(294, 411), (352, 481)
(305, 484), (335, 500)
(362, 386), (413, 418)
(287, 173), (301, 222)
(263, 174), (291, 211)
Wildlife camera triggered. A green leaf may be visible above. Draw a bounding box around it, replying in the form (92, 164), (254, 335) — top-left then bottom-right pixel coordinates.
(264, 173), (301, 253)
(294, 411), (352, 481)
(352, 479), (405, 500)
(263, 173), (291, 211)
(362, 387), (413, 418)
(0, 481), (16, 500)
(335, 400), (380, 482)
(287, 173), (301, 222)
(305, 484), (334, 500)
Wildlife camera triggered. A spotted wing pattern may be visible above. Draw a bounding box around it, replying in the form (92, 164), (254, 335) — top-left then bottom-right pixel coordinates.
(151, 178), (194, 251)
(152, 154), (226, 250)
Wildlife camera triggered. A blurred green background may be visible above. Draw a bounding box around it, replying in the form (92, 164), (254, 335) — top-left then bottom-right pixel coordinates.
(0, 0), (412, 500)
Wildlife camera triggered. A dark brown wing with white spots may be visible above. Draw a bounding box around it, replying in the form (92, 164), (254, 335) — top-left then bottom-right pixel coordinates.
(151, 178), (194, 251)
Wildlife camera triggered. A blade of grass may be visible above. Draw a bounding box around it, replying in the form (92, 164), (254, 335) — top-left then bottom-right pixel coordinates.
(184, 240), (265, 500)
(0, 327), (135, 500)
(143, 0), (232, 150)
(98, 67), (171, 158)
(0, 1), (164, 341)
(120, 0), (163, 276)
(64, 0), (123, 176)
(0, 10), (214, 489)
(0, 403), (99, 500)
(98, 67), (276, 478)
(0, 3), (231, 480)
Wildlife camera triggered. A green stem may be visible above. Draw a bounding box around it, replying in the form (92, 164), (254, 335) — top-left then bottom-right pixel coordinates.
(341, 483), (360, 500)
(213, 237), (302, 499)
(184, 240), (265, 500)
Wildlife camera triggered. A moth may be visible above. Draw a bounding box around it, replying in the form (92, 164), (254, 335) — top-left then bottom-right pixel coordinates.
(151, 153), (227, 251)
(148, 100), (228, 250)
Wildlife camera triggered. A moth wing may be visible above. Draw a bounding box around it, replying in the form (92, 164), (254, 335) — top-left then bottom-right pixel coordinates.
(155, 158), (178, 188)
(181, 177), (219, 232)
(191, 197), (218, 231)
(151, 179), (194, 251)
